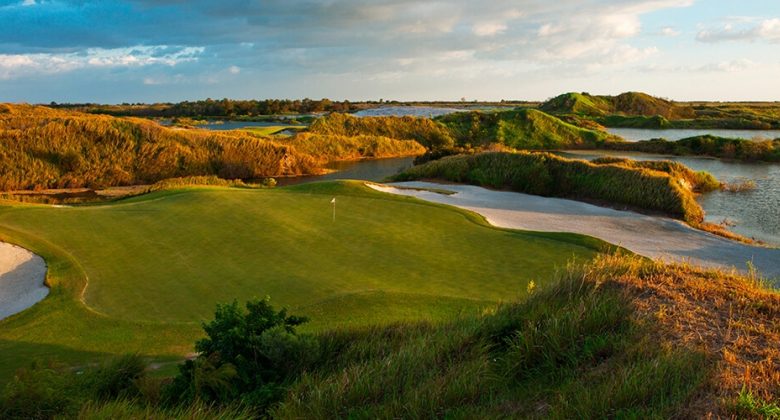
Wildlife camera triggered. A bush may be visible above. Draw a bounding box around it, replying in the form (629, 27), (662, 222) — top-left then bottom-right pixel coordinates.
(164, 298), (316, 411)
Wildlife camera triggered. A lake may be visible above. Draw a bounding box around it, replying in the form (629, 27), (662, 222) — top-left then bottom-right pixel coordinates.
(560, 150), (780, 246)
(607, 128), (780, 142)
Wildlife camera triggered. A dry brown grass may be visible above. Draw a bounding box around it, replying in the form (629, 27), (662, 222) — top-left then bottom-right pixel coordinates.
(592, 255), (780, 416)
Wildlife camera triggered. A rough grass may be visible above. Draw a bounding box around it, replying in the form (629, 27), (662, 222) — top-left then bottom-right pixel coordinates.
(436, 108), (617, 149)
(0, 181), (602, 386)
(393, 151), (711, 224)
(270, 255), (715, 418)
(272, 254), (779, 418)
(0, 104), (321, 191)
(540, 91), (695, 120)
(274, 132), (426, 163)
(308, 112), (454, 149)
(603, 135), (780, 163)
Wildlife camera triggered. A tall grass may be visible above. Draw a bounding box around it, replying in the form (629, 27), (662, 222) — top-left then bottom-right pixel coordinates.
(308, 112), (454, 149)
(603, 135), (780, 162)
(0, 104), (320, 191)
(274, 132), (426, 163)
(392, 151), (712, 224)
(271, 256), (709, 418)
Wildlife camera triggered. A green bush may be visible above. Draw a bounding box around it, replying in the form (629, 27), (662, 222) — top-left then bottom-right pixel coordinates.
(164, 298), (316, 410)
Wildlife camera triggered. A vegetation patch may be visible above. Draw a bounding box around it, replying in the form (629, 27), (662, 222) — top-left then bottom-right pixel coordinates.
(0, 181), (600, 388)
(5, 254), (777, 418)
(308, 112), (454, 149)
(435, 108), (618, 149)
(393, 151), (714, 224)
(604, 135), (780, 162)
(274, 132), (425, 163)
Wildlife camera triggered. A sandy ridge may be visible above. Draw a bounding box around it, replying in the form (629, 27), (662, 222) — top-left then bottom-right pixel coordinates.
(369, 181), (780, 282)
(0, 242), (48, 320)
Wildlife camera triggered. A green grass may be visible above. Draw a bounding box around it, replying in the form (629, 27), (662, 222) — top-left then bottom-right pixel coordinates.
(0, 181), (603, 386)
(271, 255), (709, 418)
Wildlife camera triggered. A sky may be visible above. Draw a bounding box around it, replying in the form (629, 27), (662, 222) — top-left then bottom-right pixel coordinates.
(1, 0), (779, 103)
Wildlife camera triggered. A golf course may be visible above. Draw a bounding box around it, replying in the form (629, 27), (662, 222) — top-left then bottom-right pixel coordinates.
(0, 181), (605, 386)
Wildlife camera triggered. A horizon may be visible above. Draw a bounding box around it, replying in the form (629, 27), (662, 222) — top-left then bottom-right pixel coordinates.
(2, 0), (780, 103)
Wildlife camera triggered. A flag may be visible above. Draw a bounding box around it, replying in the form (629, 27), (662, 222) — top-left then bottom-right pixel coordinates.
(331, 198), (336, 204)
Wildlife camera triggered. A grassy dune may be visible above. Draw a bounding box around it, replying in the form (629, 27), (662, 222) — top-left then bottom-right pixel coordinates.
(393, 151), (716, 224)
(436, 108), (617, 149)
(604, 135), (780, 162)
(0, 181), (603, 385)
(273, 132), (426, 163)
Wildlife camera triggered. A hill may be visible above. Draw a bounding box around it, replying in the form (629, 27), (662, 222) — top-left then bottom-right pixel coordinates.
(436, 108), (618, 149)
(540, 91), (695, 119)
(308, 112), (454, 149)
(0, 104), (428, 191)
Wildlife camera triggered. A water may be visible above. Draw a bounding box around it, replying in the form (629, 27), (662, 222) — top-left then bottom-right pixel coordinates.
(560, 150), (780, 245)
(275, 157), (415, 187)
(607, 128), (780, 142)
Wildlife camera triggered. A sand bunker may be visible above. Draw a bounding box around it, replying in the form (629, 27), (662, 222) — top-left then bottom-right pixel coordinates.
(370, 182), (780, 281)
(0, 242), (48, 320)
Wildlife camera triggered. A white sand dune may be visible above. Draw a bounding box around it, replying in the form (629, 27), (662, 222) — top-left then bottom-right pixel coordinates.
(0, 242), (48, 320)
(370, 182), (780, 282)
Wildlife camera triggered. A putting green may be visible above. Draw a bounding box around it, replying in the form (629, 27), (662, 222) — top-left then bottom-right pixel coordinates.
(0, 181), (604, 384)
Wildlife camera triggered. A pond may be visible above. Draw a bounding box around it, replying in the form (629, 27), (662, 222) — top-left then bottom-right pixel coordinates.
(607, 128), (780, 142)
(560, 150), (780, 246)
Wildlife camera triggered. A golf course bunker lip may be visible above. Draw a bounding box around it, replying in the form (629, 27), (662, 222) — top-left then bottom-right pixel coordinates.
(0, 242), (49, 321)
(369, 181), (780, 282)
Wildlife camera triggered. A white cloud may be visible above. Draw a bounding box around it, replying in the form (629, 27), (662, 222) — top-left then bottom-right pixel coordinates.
(697, 18), (780, 43)
(699, 58), (756, 73)
(21, 0), (36, 6)
(228, 65), (241, 74)
(472, 22), (507, 37)
(0, 46), (204, 80)
(661, 26), (680, 37)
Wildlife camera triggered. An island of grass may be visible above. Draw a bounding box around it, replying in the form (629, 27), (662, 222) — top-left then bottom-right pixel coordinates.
(0, 181), (608, 387)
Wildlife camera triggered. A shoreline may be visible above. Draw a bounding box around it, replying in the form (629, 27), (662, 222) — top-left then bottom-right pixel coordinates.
(0, 242), (49, 320)
(370, 181), (780, 282)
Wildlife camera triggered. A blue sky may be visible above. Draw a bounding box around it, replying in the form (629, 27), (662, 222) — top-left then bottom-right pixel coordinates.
(1, 0), (779, 103)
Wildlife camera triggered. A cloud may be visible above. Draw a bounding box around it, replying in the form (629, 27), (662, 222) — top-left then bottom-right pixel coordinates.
(660, 26), (680, 37)
(0, 46), (203, 79)
(697, 18), (780, 43)
(698, 58), (756, 73)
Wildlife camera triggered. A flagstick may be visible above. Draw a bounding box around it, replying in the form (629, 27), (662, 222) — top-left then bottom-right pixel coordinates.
(332, 197), (336, 222)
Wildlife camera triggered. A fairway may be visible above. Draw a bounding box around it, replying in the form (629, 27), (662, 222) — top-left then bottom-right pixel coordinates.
(0, 181), (601, 384)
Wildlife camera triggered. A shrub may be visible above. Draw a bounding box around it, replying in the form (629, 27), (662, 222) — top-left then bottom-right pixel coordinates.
(164, 298), (316, 411)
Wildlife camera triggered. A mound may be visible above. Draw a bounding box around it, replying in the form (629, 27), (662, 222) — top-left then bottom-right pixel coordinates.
(393, 151), (712, 224)
(540, 91), (695, 119)
(436, 109), (616, 149)
(0, 104), (319, 191)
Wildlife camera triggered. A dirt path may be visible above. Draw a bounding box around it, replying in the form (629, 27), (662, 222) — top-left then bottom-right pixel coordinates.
(0, 242), (48, 320)
(370, 182), (780, 282)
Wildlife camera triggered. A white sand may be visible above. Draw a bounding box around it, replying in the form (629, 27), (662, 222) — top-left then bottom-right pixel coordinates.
(370, 182), (780, 281)
(0, 242), (48, 320)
